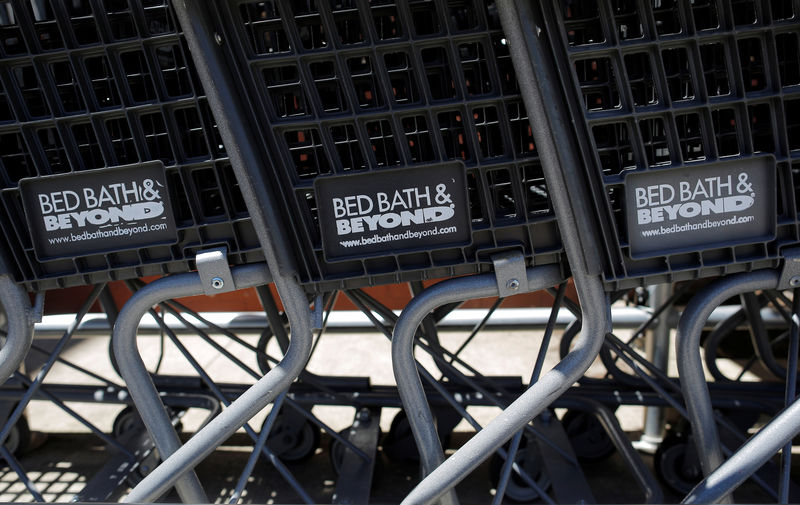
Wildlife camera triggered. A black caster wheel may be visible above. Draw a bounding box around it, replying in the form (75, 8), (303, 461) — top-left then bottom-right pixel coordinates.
(381, 410), (418, 462)
(112, 407), (165, 486)
(489, 437), (552, 503)
(265, 411), (320, 462)
(561, 409), (616, 461)
(3, 414), (31, 456)
(112, 406), (183, 439)
(654, 431), (703, 495)
(112, 406), (145, 439)
(382, 409), (454, 463)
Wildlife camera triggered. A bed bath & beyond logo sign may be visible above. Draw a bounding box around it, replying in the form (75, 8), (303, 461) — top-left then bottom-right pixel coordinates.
(315, 163), (471, 260)
(38, 178), (165, 231)
(624, 157), (775, 258)
(20, 162), (177, 260)
(634, 172), (754, 225)
(333, 183), (456, 236)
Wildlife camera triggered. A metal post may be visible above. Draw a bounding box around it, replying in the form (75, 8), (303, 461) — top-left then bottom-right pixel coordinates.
(636, 282), (672, 453)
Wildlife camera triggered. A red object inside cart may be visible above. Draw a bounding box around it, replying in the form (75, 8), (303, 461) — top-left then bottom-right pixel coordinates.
(40, 279), (576, 315)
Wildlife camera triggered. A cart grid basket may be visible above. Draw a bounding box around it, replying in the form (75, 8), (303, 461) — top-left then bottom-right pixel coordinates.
(542, 0), (800, 289)
(212, 0), (563, 291)
(0, 0), (263, 291)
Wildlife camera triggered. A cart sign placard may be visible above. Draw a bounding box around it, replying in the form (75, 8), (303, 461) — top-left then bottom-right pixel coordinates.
(315, 163), (471, 260)
(20, 162), (177, 260)
(625, 157), (775, 258)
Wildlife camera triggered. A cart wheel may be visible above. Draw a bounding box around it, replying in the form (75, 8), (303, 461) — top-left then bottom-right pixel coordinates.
(654, 432), (702, 495)
(382, 411), (419, 462)
(112, 406), (145, 438)
(489, 442), (551, 503)
(112, 406), (183, 438)
(382, 410), (452, 463)
(111, 407), (161, 486)
(561, 410), (615, 461)
(265, 412), (320, 462)
(4, 415), (31, 456)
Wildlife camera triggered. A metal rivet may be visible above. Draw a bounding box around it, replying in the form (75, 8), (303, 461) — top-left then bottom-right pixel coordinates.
(211, 277), (225, 290)
(214, 32), (223, 45)
(791, 275), (800, 287)
(506, 278), (520, 291)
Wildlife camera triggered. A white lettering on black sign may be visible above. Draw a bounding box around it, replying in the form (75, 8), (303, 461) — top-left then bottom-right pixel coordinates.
(633, 173), (755, 225)
(20, 162), (177, 260)
(315, 163), (471, 260)
(38, 179), (165, 231)
(332, 183), (456, 236)
(625, 157), (775, 258)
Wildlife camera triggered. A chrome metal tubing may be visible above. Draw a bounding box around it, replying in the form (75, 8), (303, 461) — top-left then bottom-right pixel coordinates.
(676, 270), (780, 486)
(113, 264), (310, 504)
(683, 395), (800, 504)
(394, 0), (618, 500)
(676, 269), (780, 503)
(392, 265), (563, 505)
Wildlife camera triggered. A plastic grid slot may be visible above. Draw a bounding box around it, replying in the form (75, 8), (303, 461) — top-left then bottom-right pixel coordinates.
(225, 0), (561, 289)
(0, 0), (261, 291)
(546, 0), (800, 289)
